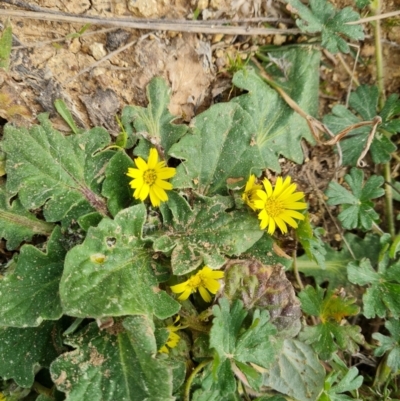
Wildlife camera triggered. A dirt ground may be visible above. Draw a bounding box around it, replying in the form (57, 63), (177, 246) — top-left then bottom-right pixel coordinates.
(0, 0), (399, 245)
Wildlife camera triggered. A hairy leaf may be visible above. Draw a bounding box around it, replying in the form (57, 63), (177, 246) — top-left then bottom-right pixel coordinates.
(0, 182), (54, 250)
(0, 226), (65, 327)
(51, 317), (174, 401)
(154, 193), (263, 275)
(325, 168), (384, 230)
(60, 204), (180, 319)
(0, 321), (62, 387)
(373, 319), (400, 373)
(262, 339), (325, 401)
(285, 0), (364, 53)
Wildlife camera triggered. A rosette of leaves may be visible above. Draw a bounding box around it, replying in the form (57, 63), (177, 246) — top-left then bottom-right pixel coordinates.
(223, 259), (301, 334)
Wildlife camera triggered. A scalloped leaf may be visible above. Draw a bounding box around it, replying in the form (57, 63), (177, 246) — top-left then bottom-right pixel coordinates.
(122, 76), (187, 155)
(51, 317), (174, 401)
(0, 226), (65, 327)
(60, 204), (180, 319)
(0, 182), (54, 250)
(154, 193), (263, 275)
(232, 49), (320, 168)
(2, 113), (114, 223)
(0, 321), (62, 387)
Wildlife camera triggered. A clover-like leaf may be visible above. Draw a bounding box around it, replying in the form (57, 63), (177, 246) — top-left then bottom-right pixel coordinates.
(297, 232), (381, 290)
(285, 0), (364, 53)
(0, 182), (54, 250)
(2, 114), (114, 223)
(298, 285), (363, 360)
(325, 168), (384, 230)
(373, 319), (400, 373)
(232, 48), (319, 170)
(323, 85), (397, 165)
(51, 317), (175, 401)
(122, 76), (187, 155)
(319, 367), (363, 401)
(60, 204), (180, 319)
(348, 258), (400, 319)
(210, 298), (280, 391)
(262, 339), (325, 401)
(0, 226), (65, 327)
(0, 321), (62, 387)
(101, 151), (135, 216)
(154, 193), (263, 275)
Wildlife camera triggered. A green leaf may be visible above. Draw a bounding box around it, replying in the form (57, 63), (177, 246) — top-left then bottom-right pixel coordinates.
(297, 215), (327, 269)
(0, 226), (65, 327)
(0, 183), (54, 250)
(170, 101), (264, 194)
(233, 48), (320, 169)
(325, 168), (384, 230)
(60, 204), (180, 319)
(0, 22), (12, 70)
(262, 339), (325, 401)
(210, 298), (280, 391)
(298, 286), (363, 359)
(355, 0), (370, 7)
(373, 319), (400, 372)
(51, 317), (175, 401)
(101, 151), (135, 216)
(154, 194), (263, 275)
(348, 258), (400, 318)
(319, 367), (363, 401)
(296, 232), (381, 290)
(121, 77), (187, 154)
(0, 321), (62, 387)
(323, 85), (397, 165)
(3, 114), (114, 223)
(54, 99), (82, 135)
(285, 0), (364, 53)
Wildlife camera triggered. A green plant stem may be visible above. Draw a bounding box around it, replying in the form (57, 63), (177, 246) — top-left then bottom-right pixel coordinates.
(183, 358), (212, 401)
(32, 381), (53, 397)
(371, 0), (395, 238)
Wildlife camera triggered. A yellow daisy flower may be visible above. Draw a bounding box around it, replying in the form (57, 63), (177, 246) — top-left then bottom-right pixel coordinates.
(170, 266), (224, 303)
(253, 176), (307, 235)
(242, 174), (263, 211)
(126, 148), (176, 207)
(159, 316), (181, 354)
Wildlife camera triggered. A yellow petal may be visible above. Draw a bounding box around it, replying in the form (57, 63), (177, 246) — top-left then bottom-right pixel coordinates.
(274, 216), (288, 234)
(170, 282), (189, 294)
(199, 286), (212, 302)
(157, 167), (176, 180)
(155, 179), (173, 190)
(178, 288), (192, 300)
(139, 184), (150, 201)
(284, 210), (306, 220)
(126, 168), (142, 179)
(203, 279), (220, 294)
(149, 188), (161, 207)
(262, 178), (273, 197)
(134, 156), (148, 171)
(129, 178), (144, 189)
(284, 202), (308, 210)
(147, 148), (159, 169)
(267, 218), (276, 235)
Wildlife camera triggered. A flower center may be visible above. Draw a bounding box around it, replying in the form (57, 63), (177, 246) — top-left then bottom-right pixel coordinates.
(265, 198), (284, 217)
(143, 169), (157, 185)
(187, 274), (202, 290)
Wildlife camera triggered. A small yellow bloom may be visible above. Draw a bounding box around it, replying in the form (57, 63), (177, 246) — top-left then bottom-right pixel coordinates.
(242, 174), (263, 211)
(0, 393), (6, 401)
(159, 317), (181, 354)
(170, 266), (224, 302)
(126, 148), (176, 207)
(253, 176), (307, 235)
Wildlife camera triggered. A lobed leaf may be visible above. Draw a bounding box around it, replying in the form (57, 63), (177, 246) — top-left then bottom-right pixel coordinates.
(0, 321), (62, 387)
(0, 182), (54, 250)
(51, 317), (175, 401)
(154, 193), (263, 275)
(60, 204), (180, 319)
(0, 226), (65, 327)
(2, 114), (113, 224)
(373, 319), (400, 372)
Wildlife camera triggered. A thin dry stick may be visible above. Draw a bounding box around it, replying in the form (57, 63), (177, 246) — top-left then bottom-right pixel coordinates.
(63, 32), (153, 85)
(0, 9), (301, 36)
(346, 10), (400, 25)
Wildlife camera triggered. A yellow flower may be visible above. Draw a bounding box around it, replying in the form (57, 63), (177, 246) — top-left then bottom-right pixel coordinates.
(159, 317), (181, 354)
(253, 176), (307, 235)
(126, 148), (176, 207)
(242, 174), (263, 211)
(0, 393), (6, 401)
(170, 266), (224, 302)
